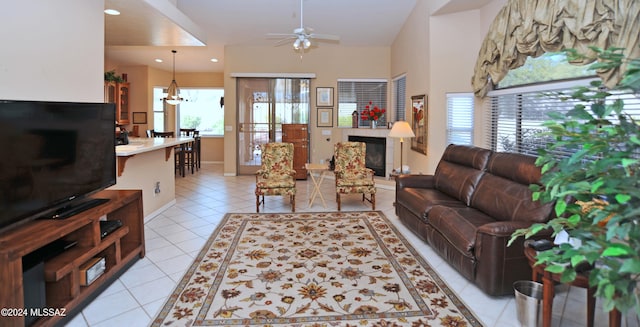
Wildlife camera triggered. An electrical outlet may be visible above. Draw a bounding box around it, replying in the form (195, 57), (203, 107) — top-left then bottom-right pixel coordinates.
(154, 182), (161, 196)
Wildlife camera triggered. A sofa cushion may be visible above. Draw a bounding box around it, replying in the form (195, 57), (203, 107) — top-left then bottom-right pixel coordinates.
(471, 153), (553, 222)
(396, 187), (465, 222)
(434, 144), (491, 205)
(486, 152), (542, 185)
(428, 205), (496, 257)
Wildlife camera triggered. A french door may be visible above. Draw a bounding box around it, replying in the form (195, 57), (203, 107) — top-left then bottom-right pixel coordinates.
(237, 78), (310, 175)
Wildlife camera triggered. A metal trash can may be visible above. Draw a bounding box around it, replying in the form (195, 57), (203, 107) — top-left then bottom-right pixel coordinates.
(514, 280), (543, 327)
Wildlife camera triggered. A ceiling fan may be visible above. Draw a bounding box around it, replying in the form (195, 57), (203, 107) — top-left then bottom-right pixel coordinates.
(266, 0), (340, 51)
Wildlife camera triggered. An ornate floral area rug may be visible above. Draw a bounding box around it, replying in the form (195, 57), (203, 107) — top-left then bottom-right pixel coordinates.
(151, 211), (481, 326)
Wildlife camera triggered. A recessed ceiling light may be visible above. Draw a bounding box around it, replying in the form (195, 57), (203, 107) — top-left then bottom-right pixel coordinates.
(210, 58), (219, 63)
(104, 9), (120, 15)
(155, 58), (163, 63)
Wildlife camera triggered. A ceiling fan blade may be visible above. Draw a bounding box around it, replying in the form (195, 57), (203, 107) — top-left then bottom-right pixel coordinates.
(309, 33), (340, 41)
(266, 33), (295, 39)
(273, 37), (297, 46)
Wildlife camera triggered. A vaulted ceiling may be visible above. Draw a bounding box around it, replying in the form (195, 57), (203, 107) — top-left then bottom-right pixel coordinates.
(104, 0), (493, 73)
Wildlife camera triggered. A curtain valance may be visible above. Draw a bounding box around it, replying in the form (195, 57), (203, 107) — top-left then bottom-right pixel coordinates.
(472, 0), (640, 97)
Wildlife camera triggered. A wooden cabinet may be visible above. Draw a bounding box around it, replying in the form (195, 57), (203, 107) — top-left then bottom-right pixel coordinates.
(116, 82), (130, 124)
(282, 124), (309, 180)
(0, 190), (144, 327)
(105, 81), (130, 125)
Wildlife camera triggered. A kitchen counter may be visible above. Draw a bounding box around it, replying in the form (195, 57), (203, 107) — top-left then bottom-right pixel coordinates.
(110, 136), (193, 221)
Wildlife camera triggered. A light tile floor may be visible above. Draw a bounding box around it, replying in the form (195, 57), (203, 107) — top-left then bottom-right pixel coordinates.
(63, 163), (640, 327)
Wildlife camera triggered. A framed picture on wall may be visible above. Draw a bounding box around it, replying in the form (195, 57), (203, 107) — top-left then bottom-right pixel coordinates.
(411, 94), (427, 154)
(317, 108), (333, 127)
(132, 112), (147, 124)
(316, 87), (334, 107)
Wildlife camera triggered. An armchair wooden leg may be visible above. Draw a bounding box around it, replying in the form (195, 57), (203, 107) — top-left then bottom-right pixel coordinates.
(256, 195), (260, 213)
(337, 193), (341, 211)
(372, 193), (375, 210)
(291, 194), (295, 212)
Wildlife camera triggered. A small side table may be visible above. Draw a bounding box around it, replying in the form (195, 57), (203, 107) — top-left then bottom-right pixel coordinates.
(305, 163), (329, 208)
(525, 247), (621, 327)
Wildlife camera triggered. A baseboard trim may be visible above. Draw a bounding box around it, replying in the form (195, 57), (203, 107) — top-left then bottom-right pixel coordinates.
(144, 199), (177, 223)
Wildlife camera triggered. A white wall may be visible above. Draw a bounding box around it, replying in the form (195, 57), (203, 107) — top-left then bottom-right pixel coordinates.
(0, 0), (104, 102)
(390, 0), (430, 174)
(391, 0), (506, 174)
(427, 9), (485, 172)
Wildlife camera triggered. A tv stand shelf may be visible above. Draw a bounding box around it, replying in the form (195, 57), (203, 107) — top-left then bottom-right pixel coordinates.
(44, 226), (130, 282)
(0, 190), (144, 327)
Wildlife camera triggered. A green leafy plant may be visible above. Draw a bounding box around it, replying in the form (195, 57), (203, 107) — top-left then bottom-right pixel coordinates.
(510, 46), (640, 315)
(104, 70), (124, 83)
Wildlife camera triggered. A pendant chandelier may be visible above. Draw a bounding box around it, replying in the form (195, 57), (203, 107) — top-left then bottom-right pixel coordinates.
(163, 50), (183, 105)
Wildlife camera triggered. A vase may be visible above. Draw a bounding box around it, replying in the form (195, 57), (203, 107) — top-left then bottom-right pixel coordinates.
(371, 120), (377, 129)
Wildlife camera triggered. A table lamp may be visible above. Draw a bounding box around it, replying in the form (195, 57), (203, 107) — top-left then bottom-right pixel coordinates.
(388, 121), (415, 174)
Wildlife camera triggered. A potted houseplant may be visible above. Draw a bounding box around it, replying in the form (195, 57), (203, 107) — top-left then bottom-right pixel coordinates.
(510, 46), (640, 316)
(104, 70), (124, 83)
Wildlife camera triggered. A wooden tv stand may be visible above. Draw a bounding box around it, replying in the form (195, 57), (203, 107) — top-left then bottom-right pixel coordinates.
(0, 190), (145, 327)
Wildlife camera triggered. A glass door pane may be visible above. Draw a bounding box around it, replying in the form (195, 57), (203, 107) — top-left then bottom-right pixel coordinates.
(237, 78), (309, 175)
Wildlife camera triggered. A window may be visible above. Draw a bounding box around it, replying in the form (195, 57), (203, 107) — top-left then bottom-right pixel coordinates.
(152, 88), (167, 132)
(393, 75), (406, 121)
(485, 78), (640, 156)
(178, 88), (225, 135)
(153, 87), (225, 136)
(498, 52), (596, 89)
(337, 80), (387, 127)
(487, 52), (602, 156)
(446, 93), (474, 145)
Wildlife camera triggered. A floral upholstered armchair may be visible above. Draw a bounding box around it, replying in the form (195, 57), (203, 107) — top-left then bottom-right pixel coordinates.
(255, 142), (296, 212)
(334, 142), (376, 210)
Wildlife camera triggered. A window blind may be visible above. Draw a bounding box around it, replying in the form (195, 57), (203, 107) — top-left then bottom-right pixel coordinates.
(393, 75), (406, 121)
(446, 93), (474, 145)
(337, 80), (387, 127)
(485, 78), (640, 157)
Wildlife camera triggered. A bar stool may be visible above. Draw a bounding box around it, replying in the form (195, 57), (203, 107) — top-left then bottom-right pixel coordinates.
(152, 131), (174, 138)
(152, 131), (185, 177)
(176, 129), (198, 175)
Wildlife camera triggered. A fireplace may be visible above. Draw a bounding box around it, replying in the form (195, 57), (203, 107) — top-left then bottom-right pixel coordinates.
(348, 136), (386, 177)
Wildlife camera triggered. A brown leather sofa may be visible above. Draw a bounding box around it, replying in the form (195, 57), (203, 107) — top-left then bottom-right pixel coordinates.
(395, 144), (554, 296)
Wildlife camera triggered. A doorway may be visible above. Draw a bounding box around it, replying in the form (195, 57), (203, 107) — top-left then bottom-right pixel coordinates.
(237, 78), (309, 175)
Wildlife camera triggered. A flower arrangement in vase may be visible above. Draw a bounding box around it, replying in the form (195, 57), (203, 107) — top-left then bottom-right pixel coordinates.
(360, 101), (386, 128)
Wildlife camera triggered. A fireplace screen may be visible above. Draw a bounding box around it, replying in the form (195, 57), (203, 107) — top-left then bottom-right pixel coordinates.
(348, 136), (386, 177)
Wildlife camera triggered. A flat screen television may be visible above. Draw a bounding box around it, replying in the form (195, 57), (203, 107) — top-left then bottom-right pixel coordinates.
(0, 100), (116, 232)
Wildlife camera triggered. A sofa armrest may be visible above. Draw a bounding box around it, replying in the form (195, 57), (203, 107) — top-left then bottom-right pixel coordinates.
(476, 221), (536, 238)
(477, 221), (554, 238)
(474, 221), (547, 295)
(396, 174), (435, 189)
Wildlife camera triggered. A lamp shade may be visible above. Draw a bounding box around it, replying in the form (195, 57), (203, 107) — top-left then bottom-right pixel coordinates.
(163, 50), (183, 105)
(388, 121), (415, 139)
(164, 79), (182, 105)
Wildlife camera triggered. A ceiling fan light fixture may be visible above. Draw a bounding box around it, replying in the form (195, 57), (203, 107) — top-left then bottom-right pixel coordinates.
(104, 9), (120, 15)
(266, 0), (339, 52)
(163, 50), (183, 105)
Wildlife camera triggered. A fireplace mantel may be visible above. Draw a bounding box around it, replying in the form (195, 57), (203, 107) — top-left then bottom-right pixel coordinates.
(342, 128), (394, 177)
